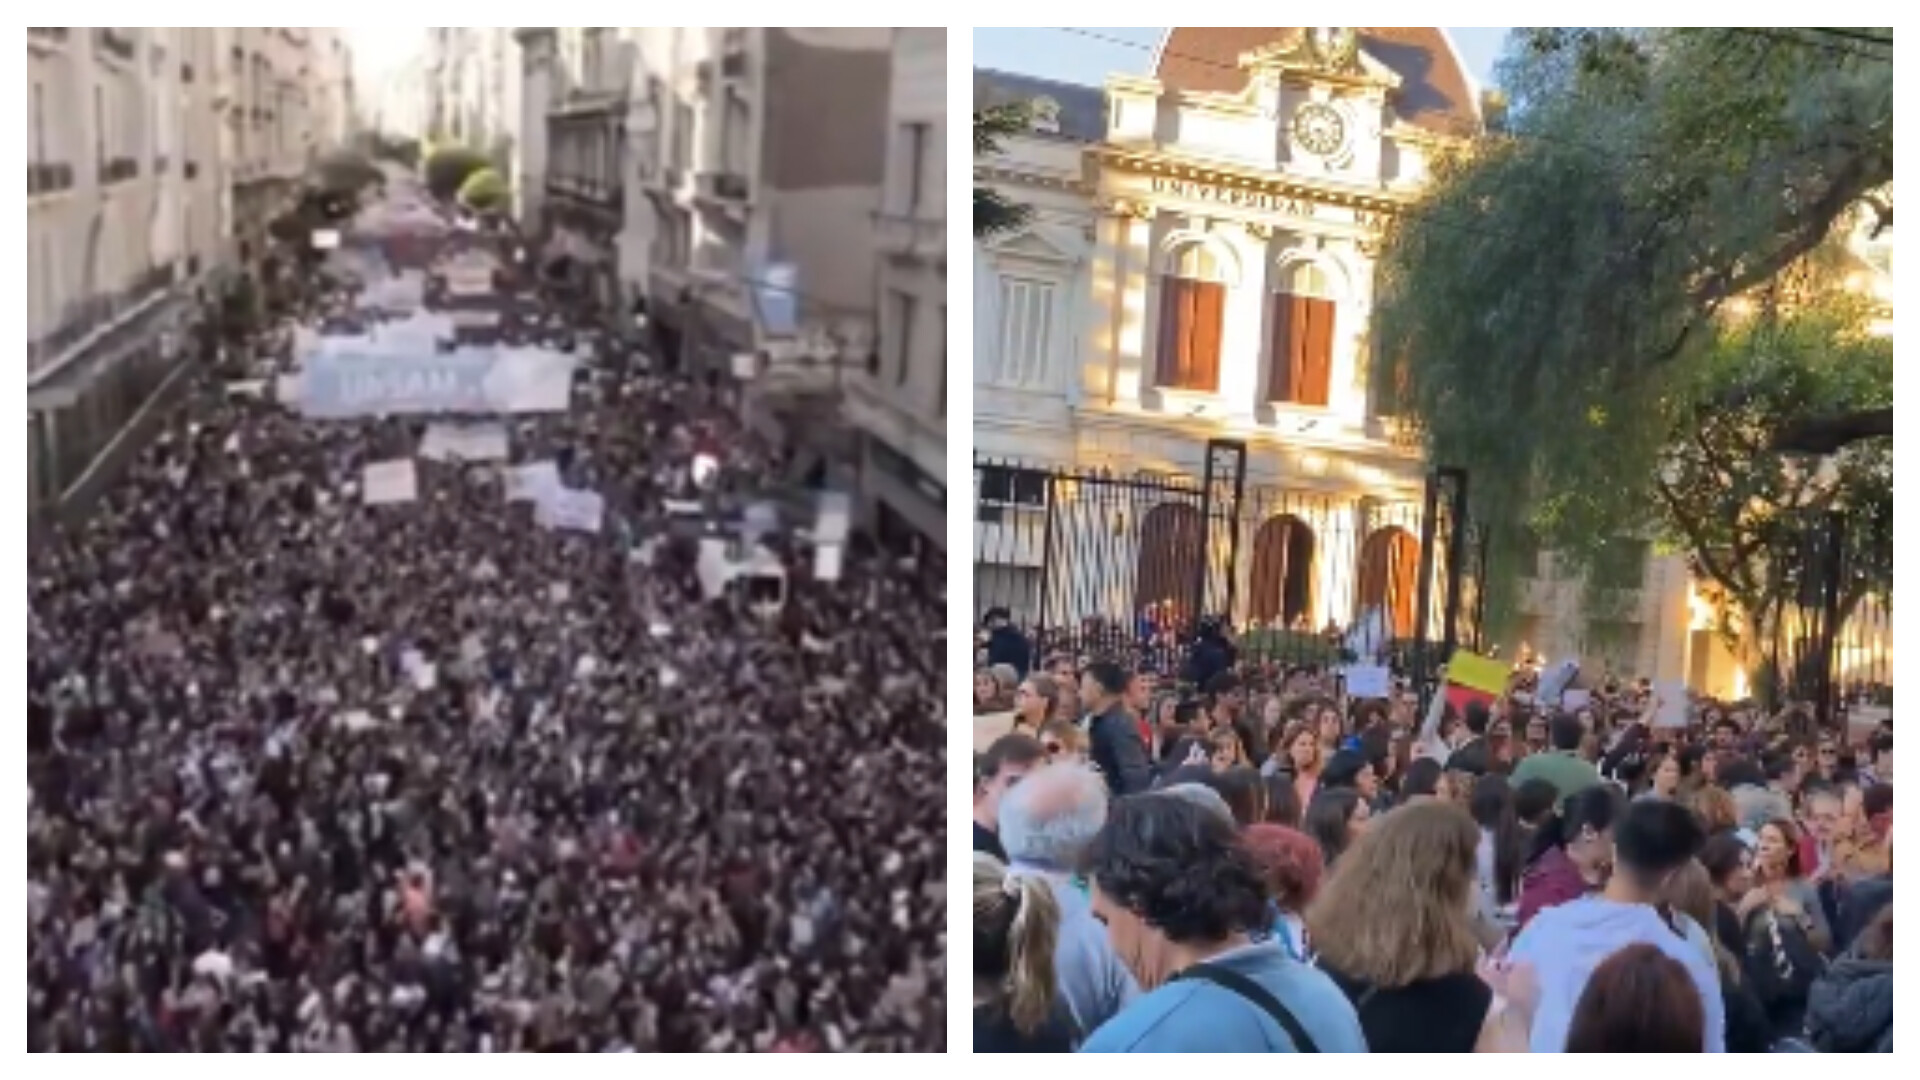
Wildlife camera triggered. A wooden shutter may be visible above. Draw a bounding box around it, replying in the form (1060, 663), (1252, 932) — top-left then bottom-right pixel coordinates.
(1188, 280), (1225, 392)
(1268, 294), (1302, 401)
(1156, 278), (1189, 387)
(1297, 296), (1335, 406)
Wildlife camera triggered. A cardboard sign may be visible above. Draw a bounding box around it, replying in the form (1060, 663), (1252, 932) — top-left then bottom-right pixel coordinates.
(362, 459), (419, 505)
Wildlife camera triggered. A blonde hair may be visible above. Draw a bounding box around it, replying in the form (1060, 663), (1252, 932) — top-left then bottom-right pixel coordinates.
(972, 853), (1062, 1034)
(1038, 717), (1086, 756)
(1306, 802), (1483, 987)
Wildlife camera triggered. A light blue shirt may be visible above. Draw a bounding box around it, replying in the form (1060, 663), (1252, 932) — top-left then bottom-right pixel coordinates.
(1009, 861), (1138, 1040)
(1507, 895), (1726, 1052)
(1081, 941), (1367, 1053)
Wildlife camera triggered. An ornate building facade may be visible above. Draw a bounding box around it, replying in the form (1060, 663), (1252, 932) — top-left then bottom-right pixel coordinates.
(974, 28), (1482, 643)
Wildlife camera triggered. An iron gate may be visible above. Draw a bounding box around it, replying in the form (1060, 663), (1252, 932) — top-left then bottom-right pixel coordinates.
(1763, 511), (1894, 723)
(974, 438), (1484, 679)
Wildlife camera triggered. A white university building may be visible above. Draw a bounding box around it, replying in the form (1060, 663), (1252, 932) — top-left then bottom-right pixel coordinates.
(973, 27), (1487, 648)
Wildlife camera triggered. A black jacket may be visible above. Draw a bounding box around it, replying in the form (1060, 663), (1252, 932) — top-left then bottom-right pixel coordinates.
(985, 626), (1031, 678)
(1806, 954), (1892, 1053)
(1088, 704), (1153, 797)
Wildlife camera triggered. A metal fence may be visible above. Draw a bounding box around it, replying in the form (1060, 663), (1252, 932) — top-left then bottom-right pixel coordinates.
(974, 443), (1483, 675)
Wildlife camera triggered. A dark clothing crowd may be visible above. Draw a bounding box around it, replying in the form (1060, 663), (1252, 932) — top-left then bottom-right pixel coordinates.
(973, 631), (1892, 1054)
(26, 220), (945, 1053)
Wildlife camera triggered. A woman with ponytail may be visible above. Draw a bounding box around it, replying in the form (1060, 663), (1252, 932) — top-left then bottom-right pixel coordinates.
(974, 853), (1076, 1052)
(1516, 785), (1624, 931)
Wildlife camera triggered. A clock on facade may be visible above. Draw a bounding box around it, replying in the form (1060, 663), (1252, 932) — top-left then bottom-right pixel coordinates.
(1291, 102), (1348, 157)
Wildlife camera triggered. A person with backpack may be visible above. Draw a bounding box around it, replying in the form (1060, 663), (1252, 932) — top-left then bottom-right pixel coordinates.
(1078, 795), (1367, 1052)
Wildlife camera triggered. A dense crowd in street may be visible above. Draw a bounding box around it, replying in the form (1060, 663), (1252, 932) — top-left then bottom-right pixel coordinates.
(972, 630), (1892, 1053)
(26, 198), (946, 1053)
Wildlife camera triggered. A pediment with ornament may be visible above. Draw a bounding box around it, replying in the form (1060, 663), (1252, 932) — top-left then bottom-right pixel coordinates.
(1237, 28), (1403, 92)
(984, 222), (1087, 265)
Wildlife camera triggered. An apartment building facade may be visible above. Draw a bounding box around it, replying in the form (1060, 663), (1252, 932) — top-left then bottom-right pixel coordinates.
(27, 26), (349, 520)
(846, 28), (946, 550)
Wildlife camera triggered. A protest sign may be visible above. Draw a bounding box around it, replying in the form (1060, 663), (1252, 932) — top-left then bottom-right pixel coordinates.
(505, 461), (560, 503)
(813, 543), (844, 582)
(1342, 664), (1391, 700)
(297, 347), (575, 418)
(1654, 680), (1690, 728)
(419, 422), (510, 462)
(815, 492), (852, 546)
(362, 459), (419, 505)
(536, 487), (605, 533)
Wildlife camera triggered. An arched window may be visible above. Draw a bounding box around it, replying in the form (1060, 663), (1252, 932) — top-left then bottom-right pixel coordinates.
(1269, 259), (1337, 406)
(1155, 241), (1231, 392)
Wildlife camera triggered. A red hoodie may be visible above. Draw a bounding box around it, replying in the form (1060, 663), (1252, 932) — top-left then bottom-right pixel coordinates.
(1516, 846), (1594, 931)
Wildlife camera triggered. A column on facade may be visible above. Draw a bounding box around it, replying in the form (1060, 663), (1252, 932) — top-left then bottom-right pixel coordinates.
(1215, 221), (1267, 422)
(1100, 202), (1153, 409)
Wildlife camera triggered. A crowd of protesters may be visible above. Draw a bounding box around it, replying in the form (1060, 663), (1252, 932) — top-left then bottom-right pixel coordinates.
(25, 195), (946, 1053)
(973, 618), (1892, 1053)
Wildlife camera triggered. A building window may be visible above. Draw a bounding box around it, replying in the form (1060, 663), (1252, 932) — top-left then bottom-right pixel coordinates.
(1155, 244), (1229, 392)
(31, 81), (47, 164)
(977, 465), (1048, 509)
(991, 275), (1053, 389)
(1268, 261), (1337, 406)
(93, 86), (106, 169)
(903, 121), (930, 215)
(889, 290), (915, 386)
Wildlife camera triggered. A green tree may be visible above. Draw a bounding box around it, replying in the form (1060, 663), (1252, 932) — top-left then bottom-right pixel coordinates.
(974, 104), (1031, 238)
(1656, 297), (1891, 669)
(457, 167), (511, 213)
(424, 145), (491, 203)
(1371, 27), (1893, 646)
(312, 150), (383, 201)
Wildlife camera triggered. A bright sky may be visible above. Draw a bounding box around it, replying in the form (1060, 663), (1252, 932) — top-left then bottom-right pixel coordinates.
(973, 27), (1512, 89)
(343, 26), (426, 81)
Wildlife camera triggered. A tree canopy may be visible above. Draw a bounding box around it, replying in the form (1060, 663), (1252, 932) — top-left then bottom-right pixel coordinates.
(1372, 27), (1893, 650)
(974, 105), (1031, 238)
(457, 167), (511, 213)
(424, 146), (492, 203)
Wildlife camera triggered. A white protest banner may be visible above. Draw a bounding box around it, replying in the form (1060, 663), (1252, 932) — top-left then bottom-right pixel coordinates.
(449, 309), (501, 329)
(1561, 688), (1593, 712)
(420, 422), (511, 462)
(362, 458), (419, 505)
(1539, 659), (1581, 705)
(298, 347), (576, 418)
(1654, 680), (1690, 728)
(697, 539), (787, 604)
(536, 487), (605, 533)
(225, 379), (268, 399)
(815, 491), (852, 545)
(505, 460), (560, 502)
(813, 543), (844, 582)
(310, 228), (341, 250)
(1342, 664), (1391, 700)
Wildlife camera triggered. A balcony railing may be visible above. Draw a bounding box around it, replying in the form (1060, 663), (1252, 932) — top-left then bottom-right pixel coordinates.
(95, 28), (136, 62)
(545, 173), (624, 212)
(100, 156), (140, 185)
(28, 262), (180, 380)
(27, 162), (75, 197)
(874, 210), (945, 258)
(696, 170), (751, 203)
(28, 27), (69, 43)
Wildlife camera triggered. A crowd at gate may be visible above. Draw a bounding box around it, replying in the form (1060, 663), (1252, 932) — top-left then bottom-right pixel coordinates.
(26, 193), (946, 1053)
(971, 620), (1893, 1053)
